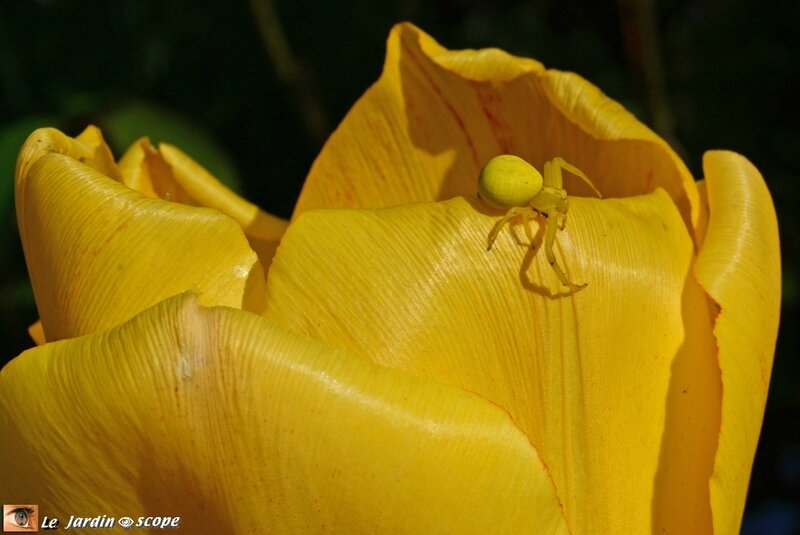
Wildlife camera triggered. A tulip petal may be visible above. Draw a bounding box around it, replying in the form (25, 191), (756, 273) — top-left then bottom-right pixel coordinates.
(15, 127), (119, 219)
(0, 294), (569, 535)
(537, 71), (700, 230)
(295, 23), (700, 234)
(651, 261), (720, 533)
(117, 136), (190, 201)
(118, 138), (288, 267)
(265, 193), (709, 533)
(71, 124), (122, 180)
(15, 128), (265, 341)
(27, 320), (44, 345)
(694, 152), (781, 534)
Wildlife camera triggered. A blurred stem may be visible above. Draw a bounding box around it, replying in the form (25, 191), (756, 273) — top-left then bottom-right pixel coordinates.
(249, 0), (330, 144)
(616, 0), (681, 150)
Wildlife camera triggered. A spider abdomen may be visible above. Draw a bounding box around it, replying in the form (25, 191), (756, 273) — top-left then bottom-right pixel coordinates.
(477, 155), (544, 210)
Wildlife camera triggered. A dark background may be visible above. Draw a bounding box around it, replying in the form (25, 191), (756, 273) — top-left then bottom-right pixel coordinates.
(1, 1), (797, 532)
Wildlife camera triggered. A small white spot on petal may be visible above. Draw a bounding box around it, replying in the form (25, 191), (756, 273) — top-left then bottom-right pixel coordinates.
(179, 357), (192, 380)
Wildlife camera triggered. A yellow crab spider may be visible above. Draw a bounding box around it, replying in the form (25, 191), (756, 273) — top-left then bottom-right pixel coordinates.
(477, 154), (602, 289)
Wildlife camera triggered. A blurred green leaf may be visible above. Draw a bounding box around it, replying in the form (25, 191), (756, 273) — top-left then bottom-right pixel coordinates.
(99, 101), (242, 192)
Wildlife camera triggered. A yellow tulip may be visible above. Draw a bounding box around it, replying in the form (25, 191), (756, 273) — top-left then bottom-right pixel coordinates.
(1, 23), (779, 535)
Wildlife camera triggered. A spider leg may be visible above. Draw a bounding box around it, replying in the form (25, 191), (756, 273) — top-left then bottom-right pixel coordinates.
(549, 157), (602, 198)
(540, 163), (570, 233)
(543, 212), (587, 289)
(519, 208), (536, 246)
(487, 206), (529, 250)
(542, 159), (563, 189)
(558, 198), (569, 230)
